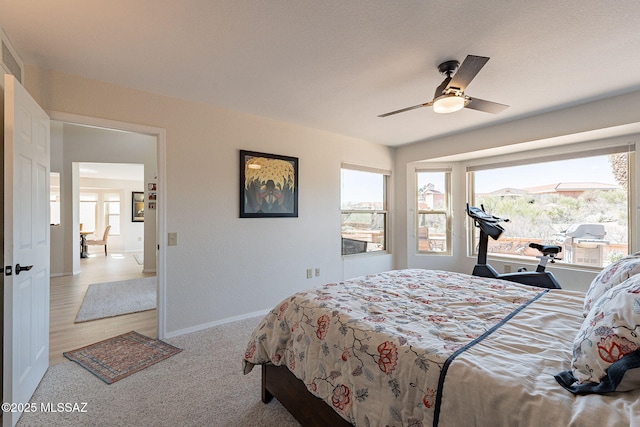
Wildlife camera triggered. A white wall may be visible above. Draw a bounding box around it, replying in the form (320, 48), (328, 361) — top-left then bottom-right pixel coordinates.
(25, 65), (394, 336)
(394, 90), (640, 292)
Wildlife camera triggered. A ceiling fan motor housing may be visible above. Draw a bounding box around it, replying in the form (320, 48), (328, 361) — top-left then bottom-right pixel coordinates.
(437, 60), (459, 77)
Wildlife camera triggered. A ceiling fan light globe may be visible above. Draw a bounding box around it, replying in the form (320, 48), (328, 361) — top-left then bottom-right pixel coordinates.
(433, 94), (466, 114)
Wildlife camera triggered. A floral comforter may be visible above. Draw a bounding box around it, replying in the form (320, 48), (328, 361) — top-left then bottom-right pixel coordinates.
(243, 269), (548, 426)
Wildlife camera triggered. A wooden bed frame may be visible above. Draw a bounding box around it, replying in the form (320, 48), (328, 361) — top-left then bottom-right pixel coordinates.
(261, 364), (353, 427)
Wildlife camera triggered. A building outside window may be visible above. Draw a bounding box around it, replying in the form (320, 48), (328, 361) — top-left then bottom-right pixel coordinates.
(468, 146), (633, 268)
(341, 167), (389, 255)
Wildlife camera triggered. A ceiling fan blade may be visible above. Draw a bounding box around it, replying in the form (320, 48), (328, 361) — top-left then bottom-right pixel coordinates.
(445, 55), (489, 92)
(465, 97), (509, 114)
(378, 101), (433, 117)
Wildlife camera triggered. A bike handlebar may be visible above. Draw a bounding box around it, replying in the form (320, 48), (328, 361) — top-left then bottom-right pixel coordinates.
(466, 204), (509, 224)
(466, 204), (507, 240)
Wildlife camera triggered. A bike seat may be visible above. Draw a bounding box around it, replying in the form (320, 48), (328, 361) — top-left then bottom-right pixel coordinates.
(529, 243), (562, 255)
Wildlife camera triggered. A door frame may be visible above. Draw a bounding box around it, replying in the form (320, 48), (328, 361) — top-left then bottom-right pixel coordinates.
(48, 111), (167, 338)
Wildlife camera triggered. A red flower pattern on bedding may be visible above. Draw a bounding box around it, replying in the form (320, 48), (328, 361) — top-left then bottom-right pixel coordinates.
(316, 314), (330, 340)
(422, 388), (437, 408)
(365, 315), (386, 323)
(597, 335), (638, 363)
(244, 340), (256, 360)
(277, 302), (288, 320)
(288, 353), (296, 371)
(377, 341), (398, 374)
(341, 347), (350, 361)
(331, 384), (352, 413)
(428, 314), (448, 324)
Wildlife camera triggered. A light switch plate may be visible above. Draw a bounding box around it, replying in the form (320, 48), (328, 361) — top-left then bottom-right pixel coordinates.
(168, 232), (178, 246)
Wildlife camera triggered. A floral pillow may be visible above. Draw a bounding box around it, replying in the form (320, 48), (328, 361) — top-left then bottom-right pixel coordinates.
(555, 274), (640, 394)
(583, 252), (640, 317)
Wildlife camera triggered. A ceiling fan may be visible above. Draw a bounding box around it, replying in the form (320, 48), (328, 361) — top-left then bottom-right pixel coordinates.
(378, 55), (509, 117)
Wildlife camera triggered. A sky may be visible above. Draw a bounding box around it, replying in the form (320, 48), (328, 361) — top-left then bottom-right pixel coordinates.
(473, 155), (618, 193)
(343, 154), (621, 203)
(341, 169), (384, 205)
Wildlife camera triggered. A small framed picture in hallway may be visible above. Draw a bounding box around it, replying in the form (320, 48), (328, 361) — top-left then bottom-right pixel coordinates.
(132, 192), (145, 222)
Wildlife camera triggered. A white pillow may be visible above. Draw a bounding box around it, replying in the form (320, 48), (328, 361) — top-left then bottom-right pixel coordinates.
(556, 274), (640, 394)
(583, 252), (640, 317)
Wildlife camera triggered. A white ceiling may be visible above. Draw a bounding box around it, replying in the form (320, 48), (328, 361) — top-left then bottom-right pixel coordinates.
(2, 1), (640, 147)
(79, 162), (143, 182)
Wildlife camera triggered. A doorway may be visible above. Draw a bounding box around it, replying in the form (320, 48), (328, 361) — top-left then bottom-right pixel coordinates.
(48, 113), (166, 364)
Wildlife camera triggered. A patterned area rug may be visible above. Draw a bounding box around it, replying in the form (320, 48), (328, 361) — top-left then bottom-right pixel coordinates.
(63, 331), (182, 384)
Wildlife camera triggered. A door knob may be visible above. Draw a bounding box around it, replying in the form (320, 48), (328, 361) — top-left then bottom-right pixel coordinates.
(15, 264), (33, 275)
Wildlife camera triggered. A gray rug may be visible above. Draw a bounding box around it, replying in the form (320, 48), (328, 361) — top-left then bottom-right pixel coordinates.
(75, 277), (156, 323)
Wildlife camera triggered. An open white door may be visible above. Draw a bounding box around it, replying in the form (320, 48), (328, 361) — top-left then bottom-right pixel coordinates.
(2, 74), (50, 427)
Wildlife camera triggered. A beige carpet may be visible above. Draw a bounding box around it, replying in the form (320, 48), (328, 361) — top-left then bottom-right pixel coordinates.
(17, 317), (300, 427)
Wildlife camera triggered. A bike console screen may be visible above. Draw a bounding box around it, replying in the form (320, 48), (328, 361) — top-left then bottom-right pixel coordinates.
(466, 204), (506, 240)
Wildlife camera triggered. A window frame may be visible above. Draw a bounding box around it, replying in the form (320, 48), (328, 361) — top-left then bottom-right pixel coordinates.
(79, 192), (99, 235)
(104, 192), (121, 236)
(340, 165), (390, 256)
(465, 142), (636, 270)
(50, 172), (61, 226)
(416, 167), (452, 255)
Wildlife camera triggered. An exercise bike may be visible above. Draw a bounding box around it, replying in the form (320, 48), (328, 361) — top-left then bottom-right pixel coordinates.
(466, 204), (562, 289)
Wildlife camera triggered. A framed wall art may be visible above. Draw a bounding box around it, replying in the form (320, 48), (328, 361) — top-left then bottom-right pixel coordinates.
(240, 150), (298, 218)
(132, 191), (145, 222)
(147, 181), (157, 210)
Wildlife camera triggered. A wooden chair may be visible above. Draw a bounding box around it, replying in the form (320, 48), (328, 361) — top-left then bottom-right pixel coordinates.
(86, 225), (111, 255)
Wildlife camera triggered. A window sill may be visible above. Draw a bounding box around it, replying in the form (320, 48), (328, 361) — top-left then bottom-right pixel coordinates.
(473, 253), (604, 274)
(342, 250), (390, 260)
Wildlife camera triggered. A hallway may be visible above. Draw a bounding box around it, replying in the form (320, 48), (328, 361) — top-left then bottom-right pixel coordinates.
(49, 252), (156, 365)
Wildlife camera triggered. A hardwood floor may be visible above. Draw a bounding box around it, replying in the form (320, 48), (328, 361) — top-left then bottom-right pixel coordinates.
(49, 251), (156, 365)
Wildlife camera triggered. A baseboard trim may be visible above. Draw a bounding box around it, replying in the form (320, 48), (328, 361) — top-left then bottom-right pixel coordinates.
(163, 308), (270, 339)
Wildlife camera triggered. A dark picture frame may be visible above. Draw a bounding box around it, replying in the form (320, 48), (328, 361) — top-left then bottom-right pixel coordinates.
(132, 191), (145, 222)
(240, 150), (298, 218)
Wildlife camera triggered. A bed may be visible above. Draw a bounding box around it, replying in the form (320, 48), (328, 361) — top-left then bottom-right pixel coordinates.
(243, 268), (640, 426)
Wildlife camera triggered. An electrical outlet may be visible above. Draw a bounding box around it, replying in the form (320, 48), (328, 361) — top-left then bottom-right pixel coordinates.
(504, 264), (511, 273)
(315, 268), (320, 277)
(306, 268), (312, 279)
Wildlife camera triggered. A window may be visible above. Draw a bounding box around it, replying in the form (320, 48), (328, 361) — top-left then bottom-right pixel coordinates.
(341, 167), (389, 255)
(468, 146), (634, 268)
(417, 169), (451, 254)
(50, 172), (60, 226)
(79, 193), (98, 233)
(80, 190), (121, 236)
(104, 192), (121, 235)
